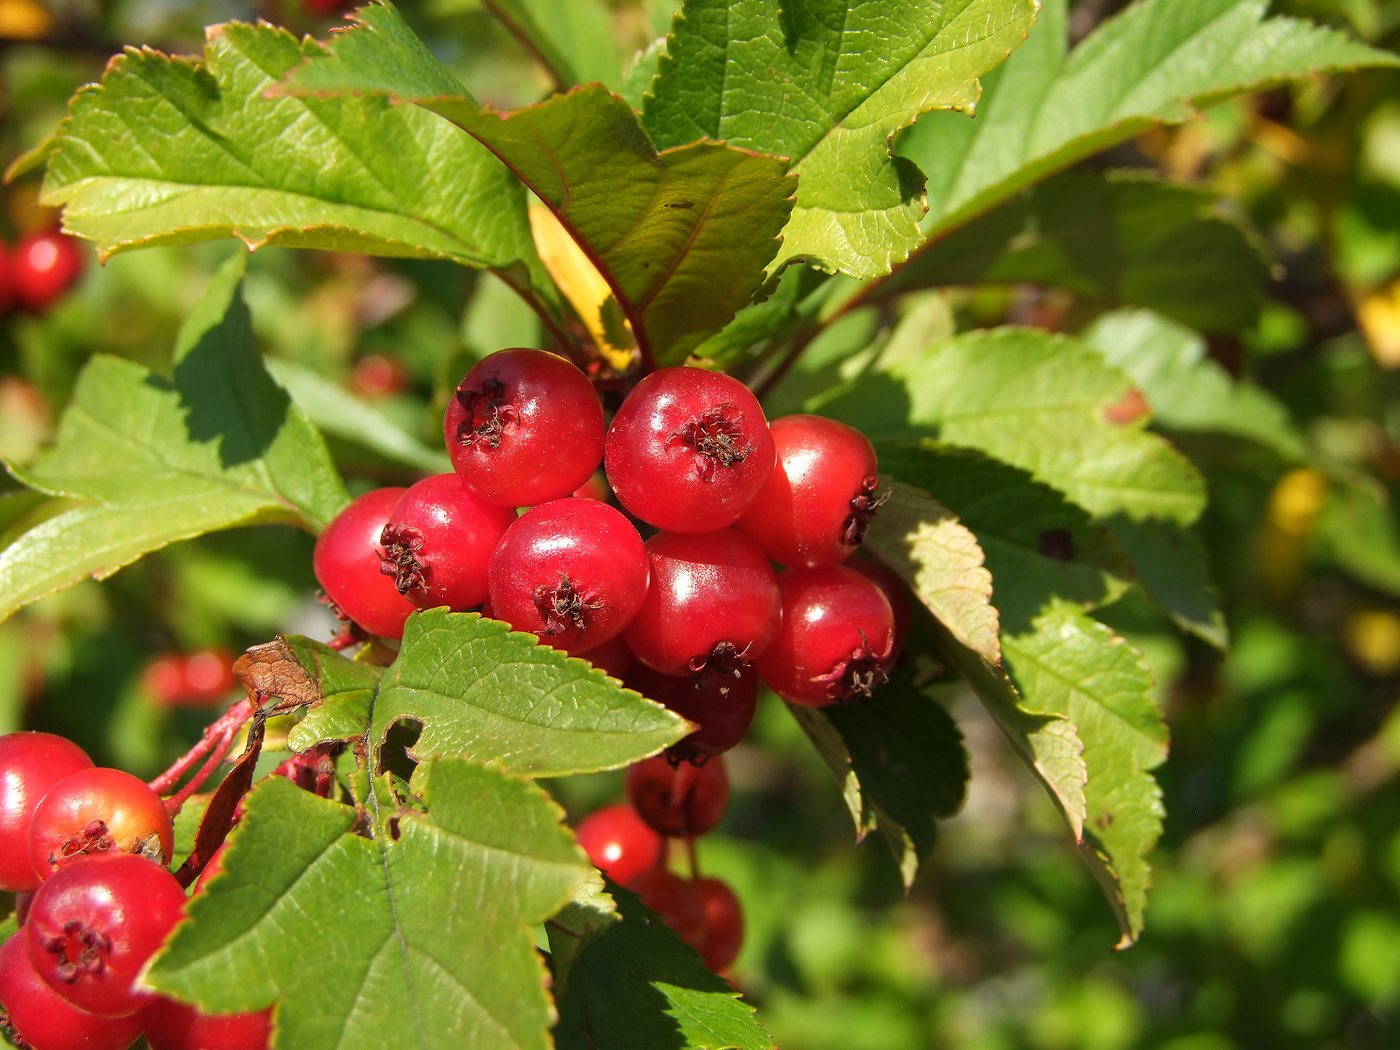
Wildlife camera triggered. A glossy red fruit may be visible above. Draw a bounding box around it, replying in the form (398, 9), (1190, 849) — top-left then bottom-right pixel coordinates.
(142, 997), (273, 1050)
(0, 733), (94, 892)
(694, 877), (744, 972)
(575, 804), (663, 887)
(379, 474), (516, 611)
(626, 869), (706, 946)
(737, 415), (883, 568)
(626, 664), (758, 764)
(849, 555), (911, 661)
(12, 231), (84, 313)
(444, 348), (605, 507)
(26, 853), (187, 1018)
(605, 367), (776, 532)
(313, 487), (416, 639)
(180, 649), (237, 705)
(0, 934), (143, 1050)
(350, 354), (408, 399)
(29, 769), (174, 883)
(756, 565), (895, 707)
(584, 633), (634, 680)
(624, 529), (781, 678)
(141, 656), (187, 706)
(488, 499), (649, 655)
(626, 754), (729, 838)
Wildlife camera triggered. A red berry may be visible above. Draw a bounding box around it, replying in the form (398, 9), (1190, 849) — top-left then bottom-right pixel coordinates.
(626, 754), (729, 838)
(605, 367), (776, 532)
(0, 733), (94, 893)
(848, 555), (911, 661)
(624, 529), (781, 677)
(0, 933), (143, 1050)
(584, 633), (634, 680)
(142, 997), (272, 1050)
(26, 853), (187, 1018)
(379, 474), (516, 611)
(12, 231), (84, 313)
(756, 565), (895, 706)
(737, 414), (883, 568)
(0, 244), (11, 314)
(487, 499), (649, 655)
(444, 349), (605, 507)
(626, 663), (758, 763)
(28, 769), (173, 883)
(694, 877), (743, 972)
(626, 868), (706, 946)
(314, 488), (417, 639)
(141, 656), (187, 706)
(575, 804), (663, 887)
(181, 649), (237, 706)
(349, 354), (408, 399)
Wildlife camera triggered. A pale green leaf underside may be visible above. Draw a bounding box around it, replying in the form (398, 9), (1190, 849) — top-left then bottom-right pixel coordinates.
(41, 21), (538, 275)
(373, 609), (688, 777)
(1002, 603), (1167, 944)
(0, 255), (346, 623)
(816, 326), (1207, 525)
(283, 3), (795, 365)
(643, 0), (1039, 279)
(902, 0), (1400, 236)
(149, 763), (592, 1050)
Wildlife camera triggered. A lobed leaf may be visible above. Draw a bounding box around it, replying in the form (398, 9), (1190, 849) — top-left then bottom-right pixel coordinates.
(642, 0), (1039, 279)
(0, 255), (346, 623)
(815, 326), (1208, 525)
(876, 170), (1272, 334)
(282, 2), (796, 365)
(550, 883), (773, 1050)
(900, 0), (1399, 237)
(371, 609), (688, 776)
(39, 21), (542, 288)
(148, 761), (593, 1050)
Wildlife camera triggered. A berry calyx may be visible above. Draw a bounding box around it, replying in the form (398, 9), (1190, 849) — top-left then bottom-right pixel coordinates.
(623, 529), (781, 678)
(605, 367), (776, 532)
(444, 349), (605, 507)
(756, 564), (896, 706)
(28, 769), (173, 883)
(694, 877), (744, 972)
(12, 231), (84, 314)
(378, 474), (516, 611)
(626, 754), (729, 838)
(142, 997), (273, 1050)
(488, 499), (649, 655)
(575, 804), (663, 887)
(626, 868), (707, 946)
(26, 853), (187, 1018)
(0, 933), (144, 1050)
(0, 733), (94, 893)
(313, 488), (417, 640)
(626, 663), (758, 764)
(737, 414), (885, 568)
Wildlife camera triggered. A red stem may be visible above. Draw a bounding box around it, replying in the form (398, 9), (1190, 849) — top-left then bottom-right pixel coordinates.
(148, 698), (255, 798)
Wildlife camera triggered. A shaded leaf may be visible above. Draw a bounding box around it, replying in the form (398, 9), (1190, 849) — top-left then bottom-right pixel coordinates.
(551, 882), (772, 1050)
(483, 0), (620, 90)
(878, 170), (1272, 334)
(149, 761), (592, 1050)
(642, 0), (1039, 278)
(0, 255), (346, 623)
(900, 0), (1398, 237)
(372, 609), (688, 776)
(1104, 517), (1227, 649)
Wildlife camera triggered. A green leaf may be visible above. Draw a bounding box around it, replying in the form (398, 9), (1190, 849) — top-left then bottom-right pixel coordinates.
(282, 3), (796, 366)
(0, 255), (347, 623)
(1083, 308), (1307, 460)
(641, 0), (1038, 279)
(149, 761), (593, 1050)
(815, 326), (1207, 525)
(273, 636), (385, 751)
(551, 882), (773, 1050)
(900, 0), (1399, 237)
(372, 609), (688, 776)
(1002, 604), (1167, 945)
(874, 443), (1131, 632)
(265, 357), (452, 475)
(483, 0), (621, 90)
(1318, 481), (1400, 598)
(877, 170), (1272, 334)
(788, 652), (968, 888)
(1104, 517), (1227, 649)
(41, 20), (540, 278)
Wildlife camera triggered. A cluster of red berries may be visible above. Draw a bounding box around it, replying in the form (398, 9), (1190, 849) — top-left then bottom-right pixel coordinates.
(0, 230), (84, 316)
(141, 649), (238, 709)
(315, 348), (904, 735)
(576, 755), (741, 972)
(0, 732), (270, 1050)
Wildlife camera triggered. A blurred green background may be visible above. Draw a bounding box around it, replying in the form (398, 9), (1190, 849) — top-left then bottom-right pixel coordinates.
(4, 1), (1400, 1047)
